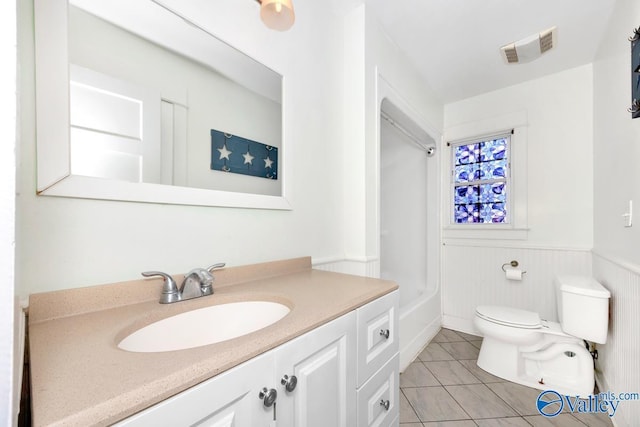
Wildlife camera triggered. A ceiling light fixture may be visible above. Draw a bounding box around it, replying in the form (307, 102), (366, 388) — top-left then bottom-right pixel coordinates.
(501, 26), (557, 64)
(256, 0), (295, 31)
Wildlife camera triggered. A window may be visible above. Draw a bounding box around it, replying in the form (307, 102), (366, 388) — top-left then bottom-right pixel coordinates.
(451, 133), (510, 224)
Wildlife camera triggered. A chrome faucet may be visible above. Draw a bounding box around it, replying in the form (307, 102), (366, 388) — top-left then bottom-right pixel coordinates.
(142, 263), (226, 304)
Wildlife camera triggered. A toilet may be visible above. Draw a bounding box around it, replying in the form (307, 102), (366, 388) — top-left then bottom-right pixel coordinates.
(474, 275), (610, 396)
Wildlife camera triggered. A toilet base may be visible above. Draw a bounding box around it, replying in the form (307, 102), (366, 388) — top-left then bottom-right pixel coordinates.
(477, 335), (596, 396)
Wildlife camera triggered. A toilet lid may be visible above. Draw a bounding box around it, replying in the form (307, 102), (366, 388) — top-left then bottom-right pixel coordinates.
(476, 305), (541, 329)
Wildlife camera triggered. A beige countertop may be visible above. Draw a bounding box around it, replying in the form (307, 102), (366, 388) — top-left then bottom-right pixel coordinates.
(28, 257), (397, 426)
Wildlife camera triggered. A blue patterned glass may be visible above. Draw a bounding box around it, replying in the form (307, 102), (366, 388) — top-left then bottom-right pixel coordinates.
(480, 138), (507, 161)
(456, 202), (506, 223)
(452, 136), (509, 224)
(454, 204), (479, 223)
(479, 203), (506, 223)
(454, 185), (479, 204)
(479, 183), (506, 203)
(455, 144), (479, 165)
(454, 164), (480, 183)
(479, 159), (507, 180)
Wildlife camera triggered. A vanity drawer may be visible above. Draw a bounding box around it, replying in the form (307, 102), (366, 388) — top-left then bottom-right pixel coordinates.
(357, 352), (399, 427)
(356, 290), (399, 387)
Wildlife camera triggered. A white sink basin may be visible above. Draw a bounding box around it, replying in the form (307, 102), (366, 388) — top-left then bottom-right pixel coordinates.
(118, 301), (290, 353)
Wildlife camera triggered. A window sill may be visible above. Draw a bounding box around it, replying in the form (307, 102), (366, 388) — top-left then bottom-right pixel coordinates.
(442, 226), (529, 240)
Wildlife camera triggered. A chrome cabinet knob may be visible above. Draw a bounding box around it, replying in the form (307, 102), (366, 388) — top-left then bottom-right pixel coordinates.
(379, 399), (390, 411)
(259, 387), (277, 407)
(379, 329), (390, 339)
(281, 374), (298, 392)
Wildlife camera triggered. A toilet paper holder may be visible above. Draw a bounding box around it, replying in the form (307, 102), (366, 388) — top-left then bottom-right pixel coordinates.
(501, 260), (527, 274)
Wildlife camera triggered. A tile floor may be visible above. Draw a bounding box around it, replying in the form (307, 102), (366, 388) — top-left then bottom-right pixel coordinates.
(399, 328), (614, 427)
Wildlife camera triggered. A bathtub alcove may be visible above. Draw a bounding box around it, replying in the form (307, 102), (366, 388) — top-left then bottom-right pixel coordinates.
(379, 94), (441, 371)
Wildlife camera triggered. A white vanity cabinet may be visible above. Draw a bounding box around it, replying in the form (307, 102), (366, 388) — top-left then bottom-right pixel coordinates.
(115, 291), (398, 427)
(116, 311), (357, 427)
(274, 311), (356, 427)
(115, 349), (276, 426)
(356, 290), (400, 427)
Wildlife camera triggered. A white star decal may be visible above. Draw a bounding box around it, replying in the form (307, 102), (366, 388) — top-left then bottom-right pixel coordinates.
(217, 144), (232, 160)
(264, 156), (274, 169)
(242, 151), (255, 165)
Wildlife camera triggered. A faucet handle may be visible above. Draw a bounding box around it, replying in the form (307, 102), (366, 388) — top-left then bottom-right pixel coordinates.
(189, 264), (224, 297)
(207, 263), (226, 272)
(141, 271), (181, 304)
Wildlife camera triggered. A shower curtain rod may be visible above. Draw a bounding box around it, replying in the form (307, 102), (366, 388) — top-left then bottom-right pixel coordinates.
(380, 111), (432, 153)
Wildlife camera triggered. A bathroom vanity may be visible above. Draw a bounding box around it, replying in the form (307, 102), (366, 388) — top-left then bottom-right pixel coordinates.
(28, 257), (399, 426)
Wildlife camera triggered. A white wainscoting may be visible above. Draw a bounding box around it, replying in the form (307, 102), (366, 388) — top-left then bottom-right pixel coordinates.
(441, 243), (592, 334)
(592, 251), (640, 427)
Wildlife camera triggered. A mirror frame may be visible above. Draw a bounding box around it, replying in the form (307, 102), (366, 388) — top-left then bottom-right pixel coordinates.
(34, 0), (291, 209)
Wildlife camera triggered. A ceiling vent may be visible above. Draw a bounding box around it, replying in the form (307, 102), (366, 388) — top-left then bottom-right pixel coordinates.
(501, 26), (557, 64)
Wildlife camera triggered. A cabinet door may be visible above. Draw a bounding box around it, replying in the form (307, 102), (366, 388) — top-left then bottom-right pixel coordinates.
(356, 290), (399, 387)
(115, 351), (275, 427)
(357, 353), (399, 427)
(275, 311), (357, 427)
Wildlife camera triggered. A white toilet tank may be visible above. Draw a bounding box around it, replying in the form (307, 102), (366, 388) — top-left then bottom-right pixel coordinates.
(555, 275), (610, 344)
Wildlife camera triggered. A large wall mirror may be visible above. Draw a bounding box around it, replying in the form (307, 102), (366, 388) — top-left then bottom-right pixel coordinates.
(34, 0), (290, 209)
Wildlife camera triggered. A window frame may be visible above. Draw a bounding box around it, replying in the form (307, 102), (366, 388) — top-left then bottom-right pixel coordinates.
(449, 131), (512, 226)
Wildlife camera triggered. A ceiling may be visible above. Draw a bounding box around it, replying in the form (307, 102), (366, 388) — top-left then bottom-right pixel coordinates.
(364, 0), (618, 103)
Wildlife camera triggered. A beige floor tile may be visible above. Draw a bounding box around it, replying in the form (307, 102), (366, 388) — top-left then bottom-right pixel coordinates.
(400, 390), (421, 423)
(401, 362), (441, 387)
(399, 328), (614, 427)
(433, 329), (466, 343)
(445, 384), (518, 419)
(423, 421), (477, 427)
(570, 411), (614, 427)
(458, 359), (505, 383)
(475, 418), (531, 427)
(486, 382), (545, 416)
(418, 342), (455, 362)
(403, 386), (471, 422)
(523, 414), (587, 426)
(538, 395), (612, 417)
(439, 341), (480, 360)
(423, 360), (481, 385)
(469, 340), (483, 350)
(455, 331), (482, 341)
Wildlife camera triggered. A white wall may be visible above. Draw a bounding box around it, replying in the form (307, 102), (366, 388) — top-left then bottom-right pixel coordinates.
(331, 6), (445, 370)
(592, 0), (640, 424)
(592, 0), (640, 267)
(17, 0), (345, 296)
(442, 65), (594, 332)
(337, 4), (444, 276)
(1, 0), (17, 423)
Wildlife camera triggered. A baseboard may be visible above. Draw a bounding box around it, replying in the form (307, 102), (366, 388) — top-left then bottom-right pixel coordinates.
(442, 314), (480, 337)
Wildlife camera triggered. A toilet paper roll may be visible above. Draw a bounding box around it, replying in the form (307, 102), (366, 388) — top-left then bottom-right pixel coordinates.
(506, 268), (523, 281)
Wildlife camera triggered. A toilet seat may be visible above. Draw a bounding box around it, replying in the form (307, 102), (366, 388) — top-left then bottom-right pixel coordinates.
(475, 305), (541, 329)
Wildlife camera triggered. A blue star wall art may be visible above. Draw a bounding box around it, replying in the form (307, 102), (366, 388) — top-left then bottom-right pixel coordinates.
(210, 130), (278, 179)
